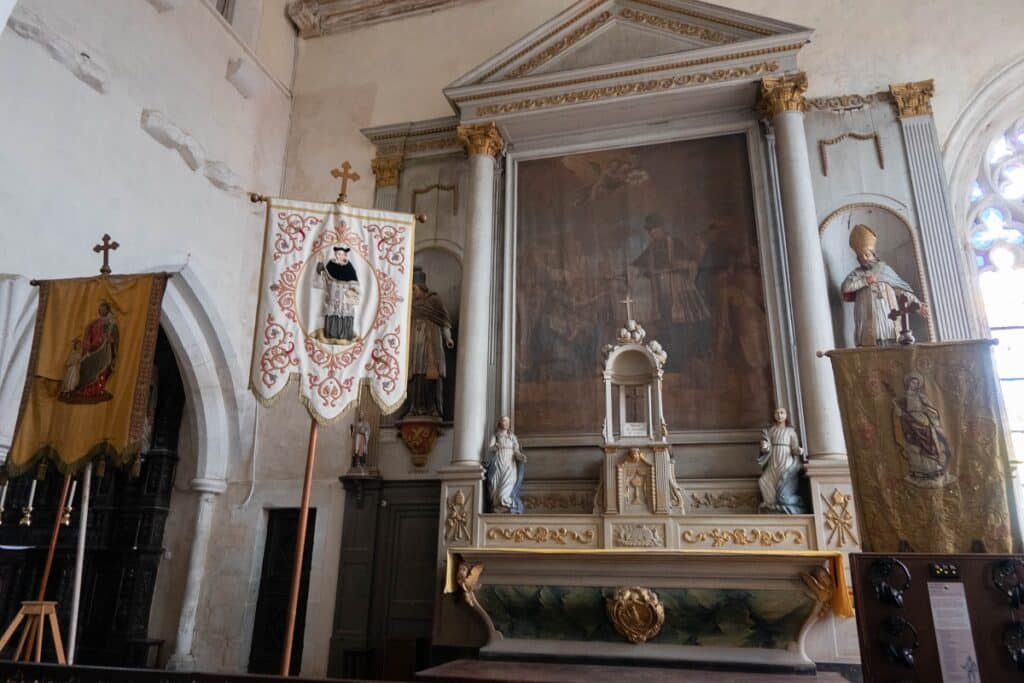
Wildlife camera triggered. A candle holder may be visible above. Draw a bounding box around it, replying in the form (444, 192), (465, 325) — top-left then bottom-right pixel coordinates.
(19, 505), (33, 526)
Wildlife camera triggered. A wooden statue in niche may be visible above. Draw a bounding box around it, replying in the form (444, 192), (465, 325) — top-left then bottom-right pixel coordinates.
(399, 266), (454, 419)
(756, 407), (807, 514)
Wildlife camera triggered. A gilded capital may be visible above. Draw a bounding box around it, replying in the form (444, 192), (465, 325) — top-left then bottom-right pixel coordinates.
(370, 156), (403, 187)
(457, 122), (505, 157)
(758, 73), (809, 118)
(889, 79), (934, 118)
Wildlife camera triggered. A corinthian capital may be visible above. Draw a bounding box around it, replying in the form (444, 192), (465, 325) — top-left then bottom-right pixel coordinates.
(457, 122), (505, 157)
(889, 79), (934, 118)
(370, 156), (403, 187)
(758, 73), (809, 118)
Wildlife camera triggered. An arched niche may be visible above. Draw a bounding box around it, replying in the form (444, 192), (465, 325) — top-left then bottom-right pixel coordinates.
(820, 203), (933, 348)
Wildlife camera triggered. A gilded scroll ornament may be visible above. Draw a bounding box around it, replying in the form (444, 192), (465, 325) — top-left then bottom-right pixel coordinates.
(758, 72), (808, 117)
(486, 526), (595, 545)
(889, 79), (935, 118)
(799, 566), (836, 608)
(445, 489), (470, 543)
(821, 488), (859, 549)
(370, 156), (403, 187)
(457, 122), (505, 157)
(456, 560), (484, 610)
(507, 11), (613, 79)
(475, 61), (779, 117)
(619, 8), (735, 44)
(520, 492), (592, 512)
(807, 92), (892, 112)
(681, 527), (805, 548)
(606, 586), (665, 644)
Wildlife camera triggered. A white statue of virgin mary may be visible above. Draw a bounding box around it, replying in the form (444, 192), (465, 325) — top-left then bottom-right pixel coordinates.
(485, 415), (526, 513)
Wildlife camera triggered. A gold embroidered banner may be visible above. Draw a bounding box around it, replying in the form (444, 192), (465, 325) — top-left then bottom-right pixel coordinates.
(827, 341), (1019, 553)
(5, 274), (167, 476)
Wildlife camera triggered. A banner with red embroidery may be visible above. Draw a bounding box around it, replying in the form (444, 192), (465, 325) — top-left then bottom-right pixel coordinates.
(251, 199), (415, 423)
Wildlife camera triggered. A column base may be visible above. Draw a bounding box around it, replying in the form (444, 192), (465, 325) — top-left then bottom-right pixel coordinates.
(165, 652), (196, 671)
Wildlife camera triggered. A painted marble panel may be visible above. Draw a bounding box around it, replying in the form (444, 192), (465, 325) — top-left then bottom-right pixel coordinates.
(515, 135), (773, 435)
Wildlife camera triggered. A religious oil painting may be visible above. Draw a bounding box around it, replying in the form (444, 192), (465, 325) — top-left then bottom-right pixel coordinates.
(515, 135), (773, 436)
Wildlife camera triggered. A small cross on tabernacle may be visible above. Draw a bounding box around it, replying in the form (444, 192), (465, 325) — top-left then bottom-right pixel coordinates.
(888, 292), (920, 345)
(93, 234), (120, 275)
(621, 294), (635, 322)
(330, 161), (360, 203)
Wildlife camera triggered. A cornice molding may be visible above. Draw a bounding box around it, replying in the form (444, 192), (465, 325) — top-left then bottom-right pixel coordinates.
(287, 0), (479, 38)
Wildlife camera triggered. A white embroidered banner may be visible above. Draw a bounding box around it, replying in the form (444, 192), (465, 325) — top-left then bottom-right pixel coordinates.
(251, 199), (415, 423)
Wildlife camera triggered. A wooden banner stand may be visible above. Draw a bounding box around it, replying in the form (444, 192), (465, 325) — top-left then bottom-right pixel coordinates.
(0, 474), (72, 663)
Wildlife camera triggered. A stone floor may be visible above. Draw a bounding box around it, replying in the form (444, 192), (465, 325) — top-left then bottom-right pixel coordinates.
(417, 660), (857, 682)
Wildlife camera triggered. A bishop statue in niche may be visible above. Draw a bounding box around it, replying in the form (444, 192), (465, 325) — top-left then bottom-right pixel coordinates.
(314, 245), (360, 343)
(841, 225), (927, 347)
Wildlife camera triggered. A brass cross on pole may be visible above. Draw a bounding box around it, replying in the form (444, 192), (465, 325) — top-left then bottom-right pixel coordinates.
(93, 234), (119, 276)
(330, 161), (360, 203)
(888, 292), (920, 345)
(621, 294), (635, 321)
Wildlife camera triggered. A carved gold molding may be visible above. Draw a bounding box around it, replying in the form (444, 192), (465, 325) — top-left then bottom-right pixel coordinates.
(688, 490), (759, 510)
(807, 91), (892, 112)
(800, 566), (836, 608)
(632, 0), (773, 37)
(445, 489), (470, 543)
(476, 61), (778, 117)
(607, 586), (665, 644)
(520, 492), (592, 512)
(820, 488), (859, 549)
(681, 527), (805, 548)
(507, 11), (613, 80)
(457, 122), (505, 157)
(889, 79), (934, 118)
(818, 132), (884, 176)
(619, 8), (735, 44)
(370, 156), (403, 188)
(758, 72), (808, 117)
(486, 526), (595, 545)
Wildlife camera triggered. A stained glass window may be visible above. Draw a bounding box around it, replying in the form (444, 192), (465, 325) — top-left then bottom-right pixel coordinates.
(970, 117), (1024, 456)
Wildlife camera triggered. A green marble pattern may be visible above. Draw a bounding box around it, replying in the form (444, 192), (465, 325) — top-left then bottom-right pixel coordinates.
(474, 585), (816, 649)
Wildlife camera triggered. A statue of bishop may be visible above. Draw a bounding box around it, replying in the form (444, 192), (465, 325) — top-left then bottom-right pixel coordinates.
(841, 224), (928, 347)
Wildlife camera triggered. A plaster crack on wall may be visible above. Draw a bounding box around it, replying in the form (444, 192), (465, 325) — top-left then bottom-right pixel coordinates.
(7, 8), (109, 93)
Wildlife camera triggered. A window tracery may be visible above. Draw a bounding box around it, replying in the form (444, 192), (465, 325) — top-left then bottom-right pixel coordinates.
(968, 116), (1024, 455)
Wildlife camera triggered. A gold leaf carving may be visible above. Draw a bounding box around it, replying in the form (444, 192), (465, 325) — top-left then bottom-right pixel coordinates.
(758, 72), (808, 117)
(820, 488), (859, 549)
(370, 156), (403, 187)
(486, 526), (595, 545)
(445, 489), (470, 543)
(607, 586), (664, 644)
(457, 122), (505, 157)
(476, 61), (778, 117)
(507, 11), (613, 80)
(681, 527), (805, 548)
(619, 8), (736, 44)
(889, 79), (934, 118)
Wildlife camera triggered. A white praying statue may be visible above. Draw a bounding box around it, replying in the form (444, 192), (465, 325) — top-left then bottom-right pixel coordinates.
(485, 415), (526, 513)
(757, 407), (807, 514)
(841, 224), (928, 347)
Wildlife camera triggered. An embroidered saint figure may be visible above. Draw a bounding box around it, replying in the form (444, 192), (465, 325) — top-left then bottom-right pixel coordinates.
(314, 245), (359, 342)
(841, 224), (928, 347)
(892, 372), (956, 488)
(60, 302), (119, 403)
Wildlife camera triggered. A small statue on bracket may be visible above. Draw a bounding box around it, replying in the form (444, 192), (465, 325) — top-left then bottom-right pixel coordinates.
(841, 224), (928, 347)
(485, 415), (526, 514)
(757, 407), (807, 514)
(351, 410), (371, 470)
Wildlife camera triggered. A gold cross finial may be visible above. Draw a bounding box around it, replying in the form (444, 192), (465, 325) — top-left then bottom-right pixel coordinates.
(330, 161), (360, 203)
(93, 234), (120, 275)
(621, 294), (635, 321)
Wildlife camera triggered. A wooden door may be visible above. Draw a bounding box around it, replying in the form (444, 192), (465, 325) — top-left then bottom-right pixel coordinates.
(247, 508), (316, 675)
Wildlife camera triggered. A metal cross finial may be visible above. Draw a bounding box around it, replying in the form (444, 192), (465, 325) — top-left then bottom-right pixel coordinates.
(330, 161), (360, 203)
(621, 294), (635, 321)
(888, 293), (920, 345)
(93, 234), (120, 275)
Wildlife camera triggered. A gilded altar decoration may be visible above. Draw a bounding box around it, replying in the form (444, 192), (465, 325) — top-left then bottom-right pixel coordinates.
(445, 489), (470, 543)
(370, 156), (403, 187)
(486, 526), (596, 545)
(455, 561), (484, 610)
(6, 274), (167, 476)
(889, 79), (935, 118)
(250, 198), (415, 424)
(606, 586), (665, 644)
(758, 72), (808, 117)
(619, 7), (735, 44)
(799, 566), (836, 608)
(820, 488), (859, 549)
(827, 341), (1019, 553)
(397, 417), (440, 467)
(456, 123), (505, 157)
(681, 528), (805, 548)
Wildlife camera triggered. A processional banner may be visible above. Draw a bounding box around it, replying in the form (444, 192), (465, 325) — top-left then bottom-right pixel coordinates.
(827, 341), (1019, 553)
(6, 274), (168, 476)
(250, 199), (415, 423)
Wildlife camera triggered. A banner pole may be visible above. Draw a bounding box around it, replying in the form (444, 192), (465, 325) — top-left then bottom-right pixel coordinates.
(67, 463), (92, 663)
(37, 474), (72, 601)
(280, 417), (318, 676)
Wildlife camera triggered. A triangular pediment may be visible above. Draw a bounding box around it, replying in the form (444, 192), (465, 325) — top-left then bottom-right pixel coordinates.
(444, 0), (811, 133)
